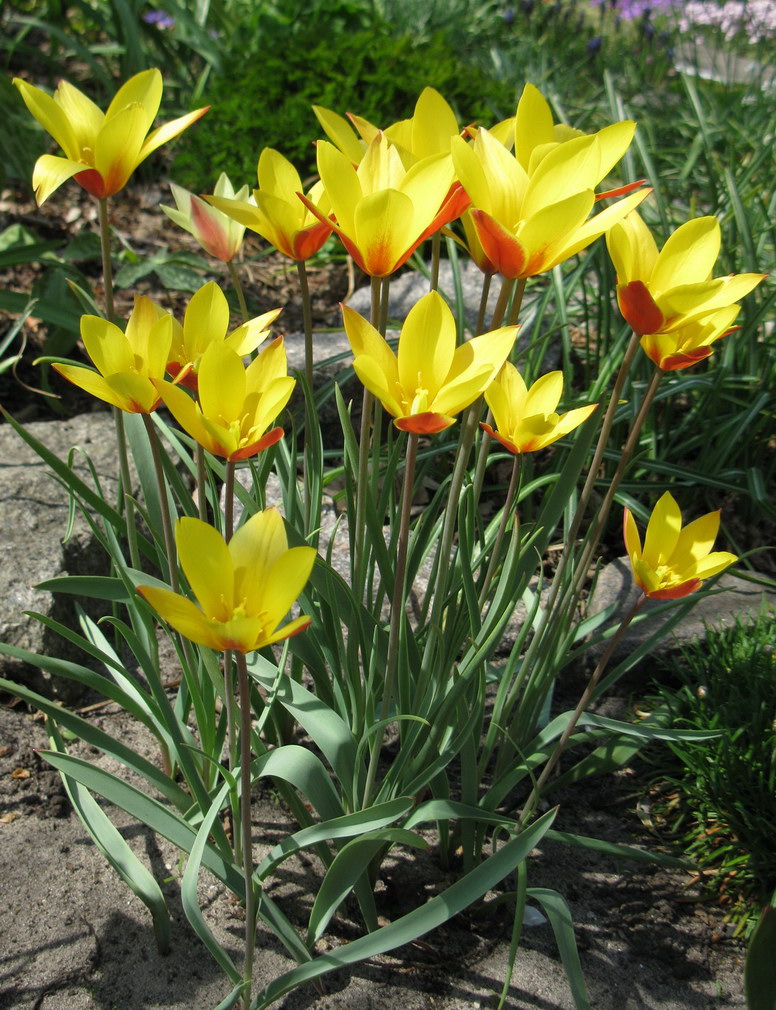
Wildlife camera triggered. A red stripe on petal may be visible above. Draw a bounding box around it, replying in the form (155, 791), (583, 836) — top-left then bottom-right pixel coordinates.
(618, 281), (665, 336)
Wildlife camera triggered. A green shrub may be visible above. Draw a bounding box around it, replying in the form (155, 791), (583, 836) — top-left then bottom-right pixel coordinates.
(171, 22), (516, 189)
(642, 610), (776, 933)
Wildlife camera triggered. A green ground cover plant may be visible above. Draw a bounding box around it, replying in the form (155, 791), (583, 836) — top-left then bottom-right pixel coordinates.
(642, 609), (776, 935)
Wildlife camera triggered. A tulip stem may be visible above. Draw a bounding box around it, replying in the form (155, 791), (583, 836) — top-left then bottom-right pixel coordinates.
(363, 431), (419, 807)
(142, 413), (178, 592)
(228, 259), (250, 325)
(235, 650), (257, 1010)
(196, 444), (208, 522)
(224, 461), (236, 542)
(113, 408), (140, 571)
(430, 232), (441, 292)
(478, 454), (521, 609)
(518, 593), (647, 829)
(296, 259), (315, 536)
(475, 273), (492, 336)
(486, 329), (642, 772)
(417, 401), (479, 700)
(97, 198), (115, 322)
(223, 648), (241, 865)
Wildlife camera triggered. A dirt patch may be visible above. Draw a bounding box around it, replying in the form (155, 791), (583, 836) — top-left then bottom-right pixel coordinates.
(0, 694), (747, 1010)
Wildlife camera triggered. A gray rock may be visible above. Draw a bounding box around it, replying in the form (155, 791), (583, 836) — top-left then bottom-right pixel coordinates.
(586, 556), (776, 669)
(0, 412), (119, 699)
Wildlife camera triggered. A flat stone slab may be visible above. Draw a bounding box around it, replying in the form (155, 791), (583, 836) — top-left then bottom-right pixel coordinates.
(0, 412), (119, 698)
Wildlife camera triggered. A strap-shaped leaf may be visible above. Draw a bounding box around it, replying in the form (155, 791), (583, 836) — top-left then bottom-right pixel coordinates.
(307, 828), (428, 947)
(251, 807), (557, 1009)
(47, 722), (171, 955)
(181, 780), (242, 984)
(526, 887), (591, 1010)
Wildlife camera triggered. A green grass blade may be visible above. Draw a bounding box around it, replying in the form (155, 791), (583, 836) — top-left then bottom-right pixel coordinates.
(527, 887), (590, 1010)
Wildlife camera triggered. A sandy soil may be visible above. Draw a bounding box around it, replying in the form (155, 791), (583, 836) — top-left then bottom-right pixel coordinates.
(0, 695), (747, 1010)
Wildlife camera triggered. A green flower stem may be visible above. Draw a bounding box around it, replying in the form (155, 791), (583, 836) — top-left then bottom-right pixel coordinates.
(224, 460), (236, 541)
(477, 453), (521, 609)
(518, 592), (647, 829)
(295, 259), (315, 536)
(475, 273), (493, 336)
(196, 444), (208, 522)
(571, 366), (664, 597)
(417, 402), (480, 698)
(352, 277), (385, 603)
(494, 359), (663, 772)
(142, 413), (178, 592)
(489, 275), (515, 331)
(430, 231), (441, 291)
(569, 330), (643, 548)
(363, 431), (419, 807)
(228, 258), (250, 324)
(97, 198), (115, 322)
(113, 408), (140, 570)
(223, 648), (241, 865)
(235, 649), (258, 1010)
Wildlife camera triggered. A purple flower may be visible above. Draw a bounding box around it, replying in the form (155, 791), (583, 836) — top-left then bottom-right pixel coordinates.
(143, 9), (176, 29)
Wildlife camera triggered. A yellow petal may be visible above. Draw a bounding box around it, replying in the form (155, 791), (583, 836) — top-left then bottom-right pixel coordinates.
(139, 107), (209, 161)
(651, 217), (720, 292)
(312, 105), (365, 164)
(94, 103), (149, 195)
(685, 552), (737, 581)
(515, 83), (555, 173)
(138, 585), (224, 651)
(352, 355), (403, 416)
(525, 371), (563, 416)
(643, 492), (682, 568)
(410, 87), (459, 158)
(198, 343), (247, 424)
(623, 508), (642, 565)
(258, 147), (303, 200)
(353, 188), (415, 276)
(669, 510), (721, 572)
(13, 79), (80, 159)
(176, 516), (234, 618)
(80, 316), (133, 375)
(317, 140), (361, 235)
(53, 362), (127, 411)
(31, 155), (88, 205)
(155, 379), (213, 450)
(106, 69), (161, 125)
(54, 79), (104, 152)
(606, 212), (659, 283)
(184, 281), (230, 358)
(230, 506), (288, 604)
(398, 291), (456, 400)
(259, 546), (317, 634)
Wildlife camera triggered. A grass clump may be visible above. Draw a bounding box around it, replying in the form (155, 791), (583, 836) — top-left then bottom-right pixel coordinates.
(642, 609), (776, 933)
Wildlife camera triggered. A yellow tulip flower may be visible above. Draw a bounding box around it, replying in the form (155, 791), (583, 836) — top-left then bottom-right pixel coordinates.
(138, 508), (316, 654)
(606, 213), (766, 339)
(155, 339), (295, 461)
(301, 133), (469, 278)
(14, 69), (207, 205)
(624, 492), (737, 600)
(206, 148), (333, 261)
(452, 84), (648, 279)
(640, 305), (741, 372)
(314, 87), (461, 167)
(164, 281), (281, 390)
(481, 363), (597, 454)
(162, 173), (250, 262)
(343, 290), (516, 433)
(54, 295), (172, 413)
